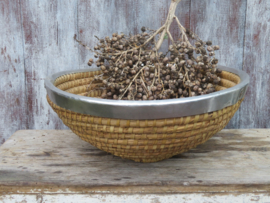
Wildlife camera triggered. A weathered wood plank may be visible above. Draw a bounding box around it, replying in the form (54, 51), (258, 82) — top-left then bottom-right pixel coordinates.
(0, 129), (270, 194)
(1, 193), (270, 203)
(0, 1), (26, 144)
(20, 0), (79, 130)
(190, 0), (247, 129)
(240, 0), (270, 128)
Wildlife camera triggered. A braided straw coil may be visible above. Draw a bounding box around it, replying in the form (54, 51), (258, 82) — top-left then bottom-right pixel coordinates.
(47, 70), (242, 162)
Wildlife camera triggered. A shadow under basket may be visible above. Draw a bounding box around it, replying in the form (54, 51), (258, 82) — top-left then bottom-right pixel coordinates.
(47, 69), (245, 163)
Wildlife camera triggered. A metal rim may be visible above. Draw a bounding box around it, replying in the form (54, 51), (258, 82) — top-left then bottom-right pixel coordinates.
(45, 65), (249, 120)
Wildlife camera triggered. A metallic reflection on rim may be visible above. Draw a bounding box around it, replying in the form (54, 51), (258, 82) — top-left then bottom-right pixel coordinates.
(45, 66), (249, 120)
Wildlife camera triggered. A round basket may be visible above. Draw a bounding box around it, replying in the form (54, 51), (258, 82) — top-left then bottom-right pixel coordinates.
(45, 66), (249, 162)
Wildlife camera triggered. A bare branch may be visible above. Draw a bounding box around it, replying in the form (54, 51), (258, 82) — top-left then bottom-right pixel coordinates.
(167, 30), (176, 46)
(174, 16), (195, 49)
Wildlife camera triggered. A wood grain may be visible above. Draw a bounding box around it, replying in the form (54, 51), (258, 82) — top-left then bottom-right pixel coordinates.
(0, 129), (270, 194)
(0, 1), (26, 145)
(240, 0), (270, 128)
(20, 0), (79, 130)
(190, 0), (247, 129)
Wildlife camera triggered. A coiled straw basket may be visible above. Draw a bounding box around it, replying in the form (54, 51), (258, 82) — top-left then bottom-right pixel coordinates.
(45, 66), (249, 162)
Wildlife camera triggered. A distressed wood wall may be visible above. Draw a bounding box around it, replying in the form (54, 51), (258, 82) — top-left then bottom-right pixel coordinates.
(0, 0), (269, 145)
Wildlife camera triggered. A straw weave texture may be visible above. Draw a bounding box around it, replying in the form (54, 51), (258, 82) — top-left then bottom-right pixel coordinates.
(47, 70), (242, 162)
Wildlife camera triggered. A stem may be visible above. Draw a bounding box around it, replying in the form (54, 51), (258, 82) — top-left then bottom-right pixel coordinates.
(143, 26), (165, 46)
(99, 1), (184, 57)
(174, 16), (194, 49)
(113, 26), (165, 56)
(155, 0), (182, 50)
(115, 53), (124, 64)
(119, 66), (147, 100)
(167, 29), (175, 46)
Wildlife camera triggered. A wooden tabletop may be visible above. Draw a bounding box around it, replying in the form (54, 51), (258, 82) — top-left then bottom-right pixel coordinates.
(0, 129), (270, 195)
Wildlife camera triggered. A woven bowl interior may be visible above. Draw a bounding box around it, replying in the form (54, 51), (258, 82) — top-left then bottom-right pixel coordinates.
(47, 70), (242, 162)
(53, 70), (241, 98)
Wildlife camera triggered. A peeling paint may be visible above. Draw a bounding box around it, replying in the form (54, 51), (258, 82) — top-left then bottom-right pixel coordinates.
(1, 193), (270, 203)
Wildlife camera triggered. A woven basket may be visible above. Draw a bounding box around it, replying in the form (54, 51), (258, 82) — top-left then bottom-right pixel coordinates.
(47, 70), (243, 163)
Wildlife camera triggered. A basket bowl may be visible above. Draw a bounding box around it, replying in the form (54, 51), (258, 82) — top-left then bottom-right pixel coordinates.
(45, 66), (249, 162)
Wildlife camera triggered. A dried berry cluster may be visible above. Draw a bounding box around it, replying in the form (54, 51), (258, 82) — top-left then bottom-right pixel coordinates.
(75, 3), (222, 101)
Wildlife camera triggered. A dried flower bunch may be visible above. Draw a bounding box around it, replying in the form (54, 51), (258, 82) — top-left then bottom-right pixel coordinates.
(75, 0), (222, 101)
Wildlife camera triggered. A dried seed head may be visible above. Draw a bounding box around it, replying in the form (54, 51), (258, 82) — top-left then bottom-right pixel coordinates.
(133, 55), (139, 61)
(216, 68), (222, 74)
(126, 79), (131, 84)
(184, 48), (189, 54)
(144, 71), (150, 77)
(181, 42), (187, 48)
(198, 62), (204, 66)
(196, 56), (203, 62)
(162, 70), (167, 75)
(151, 86), (157, 92)
(187, 59), (193, 66)
(207, 46), (213, 52)
(203, 56), (209, 62)
(142, 32), (148, 37)
(183, 90), (188, 97)
(195, 42), (202, 47)
(206, 41), (212, 46)
(127, 95), (132, 100)
(207, 83), (214, 89)
(179, 60), (186, 66)
(137, 93), (142, 98)
(100, 65), (106, 71)
(212, 64), (217, 69)
(212, 59), (219, 64)
(82, 25), (221, 101)
(169, 45), (174, 51)
(200, 48), (207, 55)
(195, 48), (201, 54)
(209, 51), (215, 56)
(171, 65), (176, 72)
(142, 95), (148, 100)
(101, 93), (107, 98)
(107, 92), (112, 96)
(213, 45), (220, 50)
(117, 34), (122, 40)
(163, 57), (169, 64)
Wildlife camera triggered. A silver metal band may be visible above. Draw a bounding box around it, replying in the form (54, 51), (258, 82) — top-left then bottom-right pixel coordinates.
(45, 66), (249, 120)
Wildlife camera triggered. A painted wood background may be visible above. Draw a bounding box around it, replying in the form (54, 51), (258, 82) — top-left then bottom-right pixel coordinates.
(0, 0), (269, 145)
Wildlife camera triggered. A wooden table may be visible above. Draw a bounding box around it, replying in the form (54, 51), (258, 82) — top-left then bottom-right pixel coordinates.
(0, 129), (270, 202)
